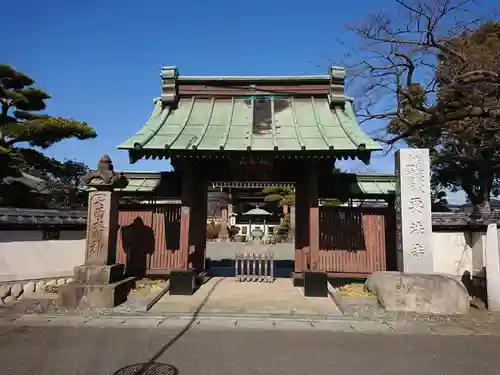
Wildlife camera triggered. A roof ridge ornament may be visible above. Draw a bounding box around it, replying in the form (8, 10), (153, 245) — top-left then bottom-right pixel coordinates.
(160, 66), (179, 105)
(329, 66), (346, 108)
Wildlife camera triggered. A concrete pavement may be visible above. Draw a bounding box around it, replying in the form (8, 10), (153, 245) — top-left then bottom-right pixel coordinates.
(0, 325), (499, 375)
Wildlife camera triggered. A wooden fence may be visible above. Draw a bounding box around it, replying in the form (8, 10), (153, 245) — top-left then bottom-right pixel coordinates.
(315, 206), (395, 277)
(116, 204), (182, 275)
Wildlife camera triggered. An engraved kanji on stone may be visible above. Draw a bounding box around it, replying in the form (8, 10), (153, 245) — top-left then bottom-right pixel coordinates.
(409, 221), (425, 235)
(410, 153), (423, 164)
(396, 281), (412, 293)
(408, 197), (424, 214)
(405, 154), (426, 193)
(89, 193), (106, 257)
(409, 244), (425, 259)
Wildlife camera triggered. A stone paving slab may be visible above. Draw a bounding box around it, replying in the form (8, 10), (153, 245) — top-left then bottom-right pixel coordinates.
(150, 277), (343, 317)
(2, 314), (500, 336)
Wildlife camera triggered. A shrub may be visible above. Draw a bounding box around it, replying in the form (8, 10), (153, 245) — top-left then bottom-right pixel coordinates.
(206, 221), (221, 239)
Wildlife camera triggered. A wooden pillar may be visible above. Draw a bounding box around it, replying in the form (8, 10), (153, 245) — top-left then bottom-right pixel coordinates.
(308, 161), (320, 270)
(385, 195), (397, 271)
(294, 169), (310, 273)
(190, 174), (207, 272)
(180, 164), (194, 269)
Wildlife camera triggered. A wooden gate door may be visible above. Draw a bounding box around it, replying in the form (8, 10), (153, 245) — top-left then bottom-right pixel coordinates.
(116, 204), (181, 276)
(317, 206), (395, 277)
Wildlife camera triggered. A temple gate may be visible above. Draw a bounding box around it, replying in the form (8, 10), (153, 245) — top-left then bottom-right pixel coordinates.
(116, 65), (390, 291)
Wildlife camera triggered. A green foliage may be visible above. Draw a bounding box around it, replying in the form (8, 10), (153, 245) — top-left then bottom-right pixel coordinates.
(206, 221), (221, 240)
(0, 64), (96, 208)
(0, 150), (90, 209)
(46, 159), (90, 209)
(262, 186), (295, 206)
(386, 22), (500, 213)
(322, 198), (343, 207)
(273, 214), (291, 242)
(345, 0), (500, 213)
(430, 180), (450, 212)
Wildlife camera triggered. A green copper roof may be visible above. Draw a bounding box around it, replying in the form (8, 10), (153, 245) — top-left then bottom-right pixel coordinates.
(348, 180), (395, 196)
(328, 173), (396, 197)
(87, 172), (161, 193)
(120, 172), (161, 192)
(118, 96), (381, 154)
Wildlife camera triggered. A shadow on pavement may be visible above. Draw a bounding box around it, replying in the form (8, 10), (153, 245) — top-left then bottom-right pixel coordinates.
(113, 277), (224, 375)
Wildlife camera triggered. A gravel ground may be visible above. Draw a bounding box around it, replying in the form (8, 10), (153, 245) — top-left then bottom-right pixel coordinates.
(0, 278), (169, 317)
(0, 296), (153, 318)
(342, 297), (500, 325)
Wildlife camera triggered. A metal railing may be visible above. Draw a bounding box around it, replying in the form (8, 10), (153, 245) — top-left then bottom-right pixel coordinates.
(234, 251), (274, 283)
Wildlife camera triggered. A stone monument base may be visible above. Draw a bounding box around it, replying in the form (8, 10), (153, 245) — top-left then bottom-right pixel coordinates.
(303, 270), (328, 297)
(169, 269), (196, 295)
(57, 263), (134, 308)
(73, 264), (125, 284)
(57, 277), (135, 308)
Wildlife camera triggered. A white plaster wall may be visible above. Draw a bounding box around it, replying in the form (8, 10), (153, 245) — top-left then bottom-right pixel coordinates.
(432, 231), (473, 276)
(0, 230), (86, 282)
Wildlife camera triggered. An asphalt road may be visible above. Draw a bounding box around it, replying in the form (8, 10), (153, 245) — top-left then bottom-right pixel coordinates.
(0, 325), (499, 375)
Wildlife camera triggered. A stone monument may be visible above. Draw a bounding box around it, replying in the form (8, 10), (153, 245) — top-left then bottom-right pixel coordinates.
(57, 155), (134, 308)
(395, 149), (434, 273)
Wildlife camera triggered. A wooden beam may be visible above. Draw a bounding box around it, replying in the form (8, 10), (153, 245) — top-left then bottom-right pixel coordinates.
(294, 164), (310, 273)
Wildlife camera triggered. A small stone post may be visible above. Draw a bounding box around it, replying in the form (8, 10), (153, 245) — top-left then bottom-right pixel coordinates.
(395, 149), (434, 273)
(486, 224), (500, 310)
(58, 155), (134, 308)
(288, 205), (296, 241)
(218, 206), (230, 241)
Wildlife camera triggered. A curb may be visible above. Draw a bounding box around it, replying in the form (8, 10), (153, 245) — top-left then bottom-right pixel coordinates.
(2, 313), (498, 336)
(43, 311), (358, 322)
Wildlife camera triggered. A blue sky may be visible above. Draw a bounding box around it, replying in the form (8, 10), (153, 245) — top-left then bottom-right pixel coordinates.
(4, 0), (496, 203)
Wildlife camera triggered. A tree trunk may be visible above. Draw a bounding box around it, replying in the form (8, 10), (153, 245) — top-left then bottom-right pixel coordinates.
(466, 166), (493, 215)
(472, 174), (492, 214)
(473, 198), (491, 214)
